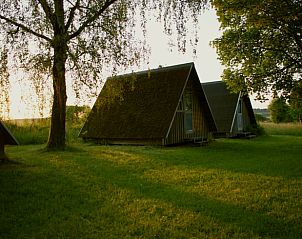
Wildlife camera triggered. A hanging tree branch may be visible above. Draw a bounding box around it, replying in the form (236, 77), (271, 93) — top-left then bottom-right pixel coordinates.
(65, 0), (81, 30)
(68, 0), (118, 40)
(37, 0), (56, 28)
(0, 14), (51, 42)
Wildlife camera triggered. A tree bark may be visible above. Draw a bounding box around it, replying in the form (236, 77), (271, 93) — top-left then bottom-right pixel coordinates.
(47, 36), (67, 150)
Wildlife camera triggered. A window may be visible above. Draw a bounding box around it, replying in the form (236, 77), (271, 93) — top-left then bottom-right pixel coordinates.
(184, 91), (192, 111)
(238, 99), (242, 113)
(185, 112), (193, 132)
(237, 99), (243, 131)
(184, 89), (193, 132)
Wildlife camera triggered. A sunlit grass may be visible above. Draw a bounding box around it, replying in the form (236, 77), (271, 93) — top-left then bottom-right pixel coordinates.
(4, 119), (83, 145)
(144, 165), (301, 223)
(5, 120), (49, 144)
(1, 124), (302, 238)
(261, 122), (302, 136)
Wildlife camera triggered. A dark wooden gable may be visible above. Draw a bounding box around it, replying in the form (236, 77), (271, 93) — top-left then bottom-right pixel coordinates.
(242, 95), (257, 126)
(0, 121), (18, 145)
(164, 65), (217, 144)
(184, 67), (217, 133)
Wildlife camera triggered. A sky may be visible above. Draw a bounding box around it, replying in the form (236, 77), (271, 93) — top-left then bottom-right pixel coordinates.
(145, 8), (223, 82)
(8, 8), (268, 119)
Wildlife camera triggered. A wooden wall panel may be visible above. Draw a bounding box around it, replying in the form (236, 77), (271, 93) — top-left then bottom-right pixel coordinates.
(166, 112), (184, 145)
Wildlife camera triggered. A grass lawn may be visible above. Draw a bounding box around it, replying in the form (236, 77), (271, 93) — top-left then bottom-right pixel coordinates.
(261, 122), (302, 137)
(1, 125), (302, 238)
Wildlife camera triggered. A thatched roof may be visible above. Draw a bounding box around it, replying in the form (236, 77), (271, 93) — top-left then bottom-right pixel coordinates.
(80, 63), (215, 141)
(202, 81), (256, 133)
(0, 121), (19, 145)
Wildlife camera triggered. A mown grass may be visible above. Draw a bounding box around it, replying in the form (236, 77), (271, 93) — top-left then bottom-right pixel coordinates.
(1, 124), (302, 238)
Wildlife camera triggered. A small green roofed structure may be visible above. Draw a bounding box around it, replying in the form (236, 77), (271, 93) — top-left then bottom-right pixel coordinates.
(0, 121), (19, 160)
(80, 63), (217, 146)
(202, 81), (257, 137)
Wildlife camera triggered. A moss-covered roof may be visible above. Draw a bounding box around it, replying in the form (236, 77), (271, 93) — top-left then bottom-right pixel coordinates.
(0, 121), (19, 145)
(81, 63), (213, 140)
(202, 81), (256, 133)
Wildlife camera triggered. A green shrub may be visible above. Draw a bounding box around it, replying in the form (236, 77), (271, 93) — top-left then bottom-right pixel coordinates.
(246, 124), (266, 136)
(254, 113), (268, 122)
(268, 97), (293, 123)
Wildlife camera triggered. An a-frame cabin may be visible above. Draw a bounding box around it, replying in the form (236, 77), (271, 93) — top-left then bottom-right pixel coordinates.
(202, 81), (257, 137)
(0, 121), (19, 160)
(80, 63), (216, 146)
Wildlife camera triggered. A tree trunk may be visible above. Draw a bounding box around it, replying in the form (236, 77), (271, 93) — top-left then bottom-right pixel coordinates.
(47, 37), (67, 150)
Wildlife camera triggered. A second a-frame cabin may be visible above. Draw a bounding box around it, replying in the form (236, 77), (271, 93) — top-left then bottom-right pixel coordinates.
(202, 81), (257, 137)
(80, 63), (216, 146)
(0, 121), (19, 160)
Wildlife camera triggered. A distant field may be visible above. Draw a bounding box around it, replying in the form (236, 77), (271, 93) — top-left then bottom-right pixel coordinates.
(1, 124), (301, 238)
(261, 122), (302, 136)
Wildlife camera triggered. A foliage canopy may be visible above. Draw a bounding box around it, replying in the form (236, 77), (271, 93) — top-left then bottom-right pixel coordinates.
(211, 0), (302, 99)
(289, 80), (302, 123)
(268, 97), (292, 123)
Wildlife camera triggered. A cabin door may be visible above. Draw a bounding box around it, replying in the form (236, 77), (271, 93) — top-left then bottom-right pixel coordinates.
(237, 99), (243, 131)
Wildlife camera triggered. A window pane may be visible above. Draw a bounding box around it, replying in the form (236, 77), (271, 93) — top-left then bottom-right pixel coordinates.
(185, 112), (193, 131)
(184, 92), (192, 111)
(238, 99), (242, 113)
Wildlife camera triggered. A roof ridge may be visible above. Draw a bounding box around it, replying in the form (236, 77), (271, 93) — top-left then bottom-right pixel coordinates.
(201, 81), (224, 85)
(108, 62), (195, 80)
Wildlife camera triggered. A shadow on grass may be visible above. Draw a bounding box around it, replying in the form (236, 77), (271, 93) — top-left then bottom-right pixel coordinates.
(78, 155), (302, 239)
(3, 143), (302, 238)
(144, 136), (302, 179)
(0, 158), (22, 167)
